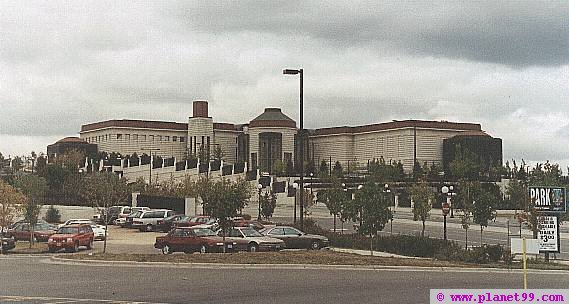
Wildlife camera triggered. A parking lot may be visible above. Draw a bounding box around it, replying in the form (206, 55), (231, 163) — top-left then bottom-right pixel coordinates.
(90, 225), (163, 254)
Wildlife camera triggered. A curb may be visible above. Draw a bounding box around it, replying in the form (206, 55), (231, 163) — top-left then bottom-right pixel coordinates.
(47, 256), (569, 274)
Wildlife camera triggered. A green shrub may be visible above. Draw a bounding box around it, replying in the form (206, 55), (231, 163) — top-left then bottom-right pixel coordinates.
(44, 205), (61, 223)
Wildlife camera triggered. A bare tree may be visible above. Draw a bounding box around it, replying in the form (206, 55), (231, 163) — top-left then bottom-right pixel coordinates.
(82, 172), (129, 253)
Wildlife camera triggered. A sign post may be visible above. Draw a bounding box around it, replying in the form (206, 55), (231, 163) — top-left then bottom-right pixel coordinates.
(511, 238), (539, 289)
(442, 202), (450, 241)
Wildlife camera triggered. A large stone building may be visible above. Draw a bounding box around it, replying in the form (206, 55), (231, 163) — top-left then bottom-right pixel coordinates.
(72, 100), (500, 173)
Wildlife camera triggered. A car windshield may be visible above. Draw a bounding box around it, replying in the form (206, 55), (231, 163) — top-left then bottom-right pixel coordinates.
(241, 228), (263, 237)
(57, 227), (79, 234)
(192, 228), (216, 237)
(36, 223), (55, 230)
(129, 211), (142, 218)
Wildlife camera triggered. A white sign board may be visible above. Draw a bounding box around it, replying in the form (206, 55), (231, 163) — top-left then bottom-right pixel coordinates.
(538, 216), (559, 253)
(510, 238), (540, 255)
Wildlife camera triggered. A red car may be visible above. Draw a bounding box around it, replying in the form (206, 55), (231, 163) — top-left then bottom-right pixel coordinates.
(173, 216), (214, 228)
(48, 224), (94, 253)
(6, 222), (56, 242)
(154, 227), (236, 254)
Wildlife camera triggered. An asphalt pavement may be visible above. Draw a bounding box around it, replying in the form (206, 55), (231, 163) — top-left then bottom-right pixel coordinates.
(2, 255), (568, 304)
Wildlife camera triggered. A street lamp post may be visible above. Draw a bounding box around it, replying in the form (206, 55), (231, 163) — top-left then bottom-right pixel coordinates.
(449, 185), (455, 218)
(385, 184), (393, 234)
(292, 182), (298, 223)
(257, 183), (263, 221)
(283, 68), (304, 230)
(142, 148), (160, 185)
(441, 186), (452, 241)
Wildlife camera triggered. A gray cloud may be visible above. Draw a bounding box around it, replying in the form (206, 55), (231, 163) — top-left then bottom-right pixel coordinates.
(181, 1), (569, 67)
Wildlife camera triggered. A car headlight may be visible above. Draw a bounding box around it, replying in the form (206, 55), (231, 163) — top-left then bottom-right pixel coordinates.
(216, 242), (223, 246)
(67, 238), (73, 242)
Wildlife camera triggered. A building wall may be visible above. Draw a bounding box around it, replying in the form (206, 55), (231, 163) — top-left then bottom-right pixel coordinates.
(80, 127), (187, 159)
(310, 127), (469, 172)
(248, 126), (296, 169)
(213, 129), (239, 164)
(187, 117), (214, 156)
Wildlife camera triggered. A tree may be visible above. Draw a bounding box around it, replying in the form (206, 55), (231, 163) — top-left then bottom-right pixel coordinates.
(15, 175), (48, 248)
(319, 160), (329, 177)
(409, 181), (434, 237)
(332, 161), (343, 177)
(472, 191), (497, 245)
(318, 178), (349, 233)
(350, 182), (392, 254)
(0, 180), (25, 253)
(54, 149), (85, 171)
(11, 156), (24, 172)
(82, 172), (129, 253)
(285, 158), (294, 176)
(272, 160), (284, 176)
(199, 177), (251, 253)
(449, 145), (480, 181)
(260, 191), (277, 220)
(460, 208), (471, 249)
(212, 145), (225, 162)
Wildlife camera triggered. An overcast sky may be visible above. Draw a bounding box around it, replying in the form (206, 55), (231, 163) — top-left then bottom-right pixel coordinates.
(1, 1), (568, 170)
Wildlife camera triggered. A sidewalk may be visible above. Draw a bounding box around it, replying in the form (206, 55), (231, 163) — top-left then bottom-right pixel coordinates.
(329, 247), (427, 259)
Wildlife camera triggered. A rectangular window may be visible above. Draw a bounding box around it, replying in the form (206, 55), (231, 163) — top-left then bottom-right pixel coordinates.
(173, 136), (177, 142)
(117, 134), (122, 139)
(165, 136), (170, 141)
(180, 137), (185, 143)
(105, 134), (108, 141)
(149, 135), (154, 141)
(141, 135), (146, 141)
(125, 134), (130, 140)
(133, 134), (138, 140)
(157, 135), (162, 141)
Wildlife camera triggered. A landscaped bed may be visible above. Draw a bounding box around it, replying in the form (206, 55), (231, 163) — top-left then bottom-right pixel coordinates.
(59, 250), (569, 271)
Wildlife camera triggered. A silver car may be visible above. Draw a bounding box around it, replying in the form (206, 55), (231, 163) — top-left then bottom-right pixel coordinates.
(132, 209), (177, 232)
(221, 227), (285, 252)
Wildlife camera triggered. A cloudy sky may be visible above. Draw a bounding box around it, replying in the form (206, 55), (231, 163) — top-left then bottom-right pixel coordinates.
(1, 1), (568, 170)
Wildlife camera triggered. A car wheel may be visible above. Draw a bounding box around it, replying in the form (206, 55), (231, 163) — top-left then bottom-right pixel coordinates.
(161, 245), (172, 255)
(86, 239), (93, 250)
(311, 241), (321, 250)
(146, 224), (153, 232)
(72, 242), (79, 253)
(199, 244), (207, 254)
(248, 243), (259, 252)
(48, 247), (57, 253)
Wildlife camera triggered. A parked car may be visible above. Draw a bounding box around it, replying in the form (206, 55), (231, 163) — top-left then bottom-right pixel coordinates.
(173, 216), (214, 228)
(48, 224), (94, 253)
(1, 236), (16, 252)
(157, 214), (187, 232)
(98, 206), (149, 226)
(6, 222), (57, 242)
(58, 219), (107, 240)
(132, 209), (177, 232)
(219, 227), (285, 252)
(154, 227), (236, 254)
(233, 219), (266, 231)
(260, 226), (329, 250)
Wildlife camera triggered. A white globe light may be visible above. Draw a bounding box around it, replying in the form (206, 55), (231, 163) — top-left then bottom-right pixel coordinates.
(441, 186), (449, 194)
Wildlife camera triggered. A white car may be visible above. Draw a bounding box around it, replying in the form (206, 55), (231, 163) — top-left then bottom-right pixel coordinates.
(58, 219), (108, 240)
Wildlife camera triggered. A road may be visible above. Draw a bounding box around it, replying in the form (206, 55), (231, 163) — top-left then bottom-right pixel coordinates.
(1, 256), (568, 304)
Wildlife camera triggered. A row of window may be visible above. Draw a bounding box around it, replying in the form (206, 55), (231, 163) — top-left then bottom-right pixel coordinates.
(85, 134), (186, 143)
